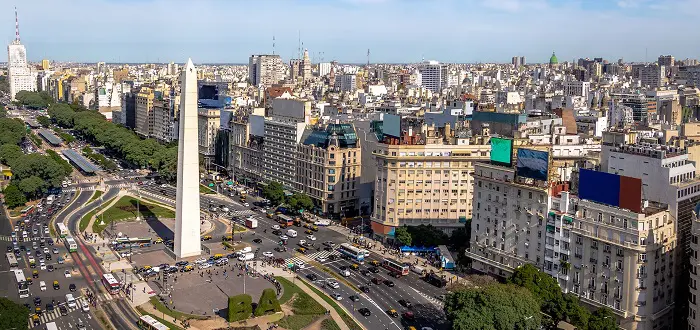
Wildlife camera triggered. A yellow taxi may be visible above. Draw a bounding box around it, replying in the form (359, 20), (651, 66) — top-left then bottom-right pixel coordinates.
(181, 265), (194, 272)
(310, 225), (319, 232)
(213, 254), (224, 259)
(297, 247), (307, 254)
(32, 270), (39, 278)
(369, 260), (380, 267)
(154, 237), (163, 244)
(32, 315), (40, 326)
(53, 280), (59, 290)
(350, 264), (360, 270)
(201, 235), (212, 241)
(304, 229), (314, 235)
(222, 235), (233, 241)
(26, 277), (33, 285)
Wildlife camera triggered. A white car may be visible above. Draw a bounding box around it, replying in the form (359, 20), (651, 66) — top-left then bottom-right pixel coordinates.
(52, 248), (59, 254)
(81, 300), (90, 312)
(194, 258), (207, 264)
(221, 207), (229, 212)
(332, 293), (342, 301)
(43, 247), (50, 254)
(161, 184), (167, 188)
(316, 256), (327, 262)
(299, 239), (307, 245)
(279, 235), (288, 240)
(262, 251), (274, 258)
(120, 252), (131, 258)
(295, 261), (306, 269)
(243, 202), (250, 207)
(64, 270), (72, 278)
(28, 256), (35, 263)
(40, 262), (46, 270)
(199, 263), (212, 270)
(326, 280), (340, 289)
(306, 235), (317, 241)
(272, 225), (280, 230)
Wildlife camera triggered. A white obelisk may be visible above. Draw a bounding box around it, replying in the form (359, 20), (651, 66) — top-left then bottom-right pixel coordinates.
(174, 58), (201, 258)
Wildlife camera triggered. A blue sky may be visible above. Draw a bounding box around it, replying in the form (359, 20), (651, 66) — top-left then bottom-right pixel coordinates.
(4, 0), (700, 64)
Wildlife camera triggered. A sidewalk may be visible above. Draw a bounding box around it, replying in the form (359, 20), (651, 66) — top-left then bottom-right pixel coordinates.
(139, 300), (202, 330)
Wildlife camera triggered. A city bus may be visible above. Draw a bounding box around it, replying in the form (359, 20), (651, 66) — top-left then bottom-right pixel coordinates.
(6, 252), (18, 269)
(102, 273), (122, 295)
(65, 235), (78, 252)
(138, 315), (169, 330)
(277, 214), (294, 228)
(382, 258), (410, 276)
(14, 269), (30, 298)
(113, 237), (152, 249)
(56, 223), (69, 238)
(337, 243), (367, 262)
(20, 205), (34, 217)
(45, 322), (59, 330)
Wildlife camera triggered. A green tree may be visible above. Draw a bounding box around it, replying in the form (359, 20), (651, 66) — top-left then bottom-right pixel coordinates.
(394, 226), (412, 246)
(0, 117), (26, 146)
(406, 224), (448, 247)
(0, 76), (9, 94)
(444, 283), (541, 330)
(508, 264), (566, 322)
(288, 193), (313, 213)
(262, 181), (286, 206)
(10, 154), (69, 189)
(562, 293), (590, 329)
(227, 294), (253, 322)
(587, 307), (617, 330)
(46, 149), (73, 175)
(0, 104), (6, 118)
(36, 115), (51, 127)
(0, 297), (30, 330)
(18, 176), (46, 199)
(15, 91), (52, 109)
(3, 184), (27, 208)
(254, 288), (282, 316)
(0, 144), (23, 165)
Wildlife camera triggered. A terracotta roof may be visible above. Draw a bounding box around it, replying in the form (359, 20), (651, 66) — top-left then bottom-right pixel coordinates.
(266, 87), (292, 98)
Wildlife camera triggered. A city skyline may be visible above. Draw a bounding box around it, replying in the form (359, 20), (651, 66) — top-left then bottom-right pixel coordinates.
(4, 0), (700, 64)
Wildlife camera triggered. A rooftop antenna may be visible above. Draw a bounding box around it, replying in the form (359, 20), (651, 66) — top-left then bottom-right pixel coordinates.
(272, 35), (276, 55)
(14, 7), (20, 43)
(367, 48), (370, 67)
(297, 30), (301, 60)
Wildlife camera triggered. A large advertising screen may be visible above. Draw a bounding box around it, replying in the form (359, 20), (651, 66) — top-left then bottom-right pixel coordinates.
(490, 137), (513, 166)
(578, 169), (642, 213)
(516, 148), (549, 181)
(384, 114), (401, 138)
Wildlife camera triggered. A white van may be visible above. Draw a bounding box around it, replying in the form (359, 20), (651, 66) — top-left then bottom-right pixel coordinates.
(237, 246), (252, 254)
(287, 229), (298, 238)
(65, 293), (77, 308)
(40, 281), (46, 291)
(238, 253), (254, 261)
(341, 270), (351, 277)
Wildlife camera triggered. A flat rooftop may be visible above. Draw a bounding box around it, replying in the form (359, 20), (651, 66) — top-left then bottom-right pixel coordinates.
(38, 129), (62, 146)
(61, 149), (101, 174)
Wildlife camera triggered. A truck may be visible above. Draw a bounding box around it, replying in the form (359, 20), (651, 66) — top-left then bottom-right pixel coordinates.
(245, 218), (258, 229)
(287, 229), (298, 238)
(238, 252), (254, 261)
(315, 219), (331, 226)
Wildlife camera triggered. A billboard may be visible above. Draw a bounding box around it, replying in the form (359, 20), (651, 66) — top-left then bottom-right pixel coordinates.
(516, 148), (549, 181)
(490, 137), (513, 166)
(384, 114), (401, 138)
(578, 169), (642, 213)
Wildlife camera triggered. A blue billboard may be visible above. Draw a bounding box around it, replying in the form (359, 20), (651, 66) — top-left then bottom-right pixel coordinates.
(516, 148), (549, 181)
(579, 169), (620, 207)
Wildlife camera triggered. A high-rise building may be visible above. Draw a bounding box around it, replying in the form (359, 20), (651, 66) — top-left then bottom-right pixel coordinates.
(334, 74), (356, 92)
(301, 49), (311, 82)
(318, 62), (331, 76)
(41, 59), (49, 70)
(135, 86), (155, 137)
(7, 8), (36, 101)
(512, 56), (521, 68)
(248, 54), (286, 87)
(198, 108), (220, 161)
(371, 120), (490, 239)
(296, 123), (361, 217)
(632, 64), (667, 87)
(563, 81), (591, 100)
(419, 60), (444, 93)
(658, 55), (675, 67)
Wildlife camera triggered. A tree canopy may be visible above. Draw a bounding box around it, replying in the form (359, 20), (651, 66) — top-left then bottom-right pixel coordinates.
(288, 193), (313, 213)
(15, 91), (53, 109)
(0, 144), (23, 165)
(405, 224), (448, 247)
(10, 153), (70, 189)
(587, 308), (618, 330)
(0, 117), (26, 146)
(394, 226), (412, 246)
(444, 283), (542, 330)
(0, 297), (29, 329)
(509, 264), (565, 320)
(262, 181), (285, 206)
(36, 115), (51, 127)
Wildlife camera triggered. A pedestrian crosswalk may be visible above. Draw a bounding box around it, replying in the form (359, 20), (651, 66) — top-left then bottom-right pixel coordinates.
(284, 249), (340, 266)
(63, 183), (131, 192)
(230, 209), (255, 217)
(30, 293), (113, 326)
(0, 235), (42, 242)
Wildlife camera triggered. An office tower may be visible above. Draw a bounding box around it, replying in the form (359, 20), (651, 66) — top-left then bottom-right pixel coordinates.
(466, 160), (676, 330)
(371, 120), (489, 239)
(248, 54), (286, 87)
(334, 74), (356, 92)
(658, 55), (675, 67)
(7, 8), (36, 101)
(41, 59), (49, 70)
(198, 108), (220, 161)
(121, 86), (137, 129)
(296, 123), (361, 217)
(135, 86), (155, 137)
(512, 56), (521, 68)
(632, 64), (667, 87)
(319, 62), (331, 76)
(174, 58), (201, 259)
(563, 81), (591, 100)
(419, 60), (443, 93)
(262, 95), (310, 188)
(520, 56), (526, 66)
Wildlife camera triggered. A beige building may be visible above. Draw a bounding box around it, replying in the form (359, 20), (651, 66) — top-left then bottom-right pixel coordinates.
(466, 162), (676, 330)
(296, 123), (361, 217)
(371, 123), (490, 240)
(248, 54), (286, 87)
(198, 108), (220, 160)
(135, 86), (154, 137)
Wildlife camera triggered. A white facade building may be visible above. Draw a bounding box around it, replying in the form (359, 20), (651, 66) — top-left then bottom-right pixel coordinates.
(334, 74), (356, 92)
(564, 81), (591, 100)
(7, 11), (36, 101)
(248, 55), (286, 87)
(319, 62), (331, 77)
(419, 60), (443, 93)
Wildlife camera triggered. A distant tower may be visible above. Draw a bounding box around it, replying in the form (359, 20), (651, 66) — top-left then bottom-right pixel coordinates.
(367, 49), (370, 67)
(7, 7), (36, 101)
(174, 58), (202, 258)
(302, 49), (311, 82)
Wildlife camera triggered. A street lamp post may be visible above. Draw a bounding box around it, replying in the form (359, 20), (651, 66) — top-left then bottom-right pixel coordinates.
(136, 191), (141, 221)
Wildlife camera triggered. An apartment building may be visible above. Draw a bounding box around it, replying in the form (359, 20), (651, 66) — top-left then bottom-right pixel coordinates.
(296, 123), (361, 217)
(689, 210), (700, 330)
(135, 86), (155, 137)
(371, 122), (490, 240)
(198, 108), (220, 160)
(262, 96), (311, 189)
(466, 162), (676, 329)
(248, 54), (286, 87)
(229, 117), (265, 186)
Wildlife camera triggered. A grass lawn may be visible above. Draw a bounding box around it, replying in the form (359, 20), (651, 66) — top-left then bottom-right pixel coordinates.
(88, 190), (104, 203)
(93, 196), (175, 233)
(277, 314), (321, 330)
(136, 306), (183, 329)
(302, 278), (363, 330)
(321, 318), (342, 330)
(149, 296), (208, 321)
(87, 197), (117, 233)
(199, 184), (216, 194)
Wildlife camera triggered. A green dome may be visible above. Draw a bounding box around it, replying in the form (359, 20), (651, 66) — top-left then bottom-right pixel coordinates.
(549, 52), (558, 65)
